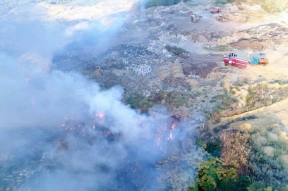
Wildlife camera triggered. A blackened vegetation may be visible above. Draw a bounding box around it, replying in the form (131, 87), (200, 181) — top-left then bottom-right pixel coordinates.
(51, 35), (104, 72)
(52, 43), (156, 72)
(113, 160), (157, 191)
(51, 43), (159, 91)
(96, 44), (155, 70)
(183, 61), (217, 78)
(213, 115), (257, 134)
(165, 45), (187, 56)
(182, 55), (220, 78)
(170, 115), (181, 125)
(1, 116), (203, 191)
(0, 127), (61, 190)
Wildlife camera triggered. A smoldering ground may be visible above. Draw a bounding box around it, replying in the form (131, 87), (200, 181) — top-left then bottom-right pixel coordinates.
(0, 58), (204, 190)
(0, 1), (204, 191)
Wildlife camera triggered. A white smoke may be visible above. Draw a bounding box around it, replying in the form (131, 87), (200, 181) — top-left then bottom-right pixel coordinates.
(0, 1), (205, 190)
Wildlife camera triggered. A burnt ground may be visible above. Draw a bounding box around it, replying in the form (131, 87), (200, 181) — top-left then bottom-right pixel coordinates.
(51, 0), (288, 121)
(48, 2), (288, 189)
(50, 1), (230, 117)
(52, 39), (222, 117)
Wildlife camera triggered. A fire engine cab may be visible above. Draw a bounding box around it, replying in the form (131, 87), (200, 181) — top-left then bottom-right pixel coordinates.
(223, 52), (249, 69)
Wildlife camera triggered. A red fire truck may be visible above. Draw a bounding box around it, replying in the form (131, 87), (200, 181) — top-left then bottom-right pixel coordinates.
(223, 52), (249, 69)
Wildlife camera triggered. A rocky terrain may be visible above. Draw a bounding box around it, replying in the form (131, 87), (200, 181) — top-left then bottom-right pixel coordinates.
(51, 0), (288, 119)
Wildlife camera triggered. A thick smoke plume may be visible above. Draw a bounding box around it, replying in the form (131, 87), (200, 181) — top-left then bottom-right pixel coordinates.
(0, 1), (204, 191)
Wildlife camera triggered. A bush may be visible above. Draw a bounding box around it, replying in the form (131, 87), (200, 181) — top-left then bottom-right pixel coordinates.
(165, 45), (187, 55)
(216, 0), (235, 4)
(220, 130), (250, 174)
(194, 158), (251, 191)
(145, 0), (181, 8)
(248, 126), (288, 189)
(205, 141), (221, 157)
(124, 93), (159, 113)
(247, 181), (272, 191)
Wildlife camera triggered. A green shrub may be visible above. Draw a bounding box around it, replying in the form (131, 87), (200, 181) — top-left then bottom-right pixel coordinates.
(205, 141), (221, 157)
(124, 92), (159, 113)
(204, 45), (231, 52)
(195, 158), (251, 191)
(216, 0), (235, 4)
(247, 181), (273, 191)
(165, 45), (187, 55)
(248, 127), (288, 189)
(145, 0), (181, 8)
(165, 91), (190, 107)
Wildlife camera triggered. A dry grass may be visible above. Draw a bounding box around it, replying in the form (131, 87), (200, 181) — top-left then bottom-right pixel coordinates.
(254, 0), (288, 13)
(220, 130), (250, 174)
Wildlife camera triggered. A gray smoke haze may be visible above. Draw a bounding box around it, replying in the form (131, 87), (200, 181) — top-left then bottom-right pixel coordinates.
(0, 1), (204, 191)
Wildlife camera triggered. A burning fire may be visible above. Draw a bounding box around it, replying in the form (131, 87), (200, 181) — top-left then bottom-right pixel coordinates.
(59, 112), (181, 152)
(94, 112), (105, 124)
(155, 115), (181, 150)
(95, 112), (105, 118)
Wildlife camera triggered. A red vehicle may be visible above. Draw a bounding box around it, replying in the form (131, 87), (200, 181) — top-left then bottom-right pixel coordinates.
(223, 52), (248, 69)
(210, 7), (221, 13)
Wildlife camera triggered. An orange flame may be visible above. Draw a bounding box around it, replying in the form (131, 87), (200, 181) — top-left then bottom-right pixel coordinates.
(95, 112), (105, 118)
(171, 123), (176, 129)
(95, 112), (105, 124)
